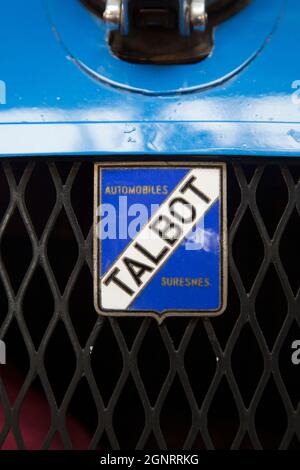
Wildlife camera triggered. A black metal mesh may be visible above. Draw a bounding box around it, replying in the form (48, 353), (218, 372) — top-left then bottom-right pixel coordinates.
(0, 158), (300, 450)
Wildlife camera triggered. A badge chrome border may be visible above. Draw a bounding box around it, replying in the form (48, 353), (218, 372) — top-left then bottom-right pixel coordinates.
(93, 162), (227, 323)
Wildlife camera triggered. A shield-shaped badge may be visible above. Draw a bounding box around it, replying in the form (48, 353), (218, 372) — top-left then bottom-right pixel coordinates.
(94, 162), (227, 322)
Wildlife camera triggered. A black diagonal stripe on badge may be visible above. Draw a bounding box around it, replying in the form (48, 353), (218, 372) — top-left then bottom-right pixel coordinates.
(100, 168), (220, 310)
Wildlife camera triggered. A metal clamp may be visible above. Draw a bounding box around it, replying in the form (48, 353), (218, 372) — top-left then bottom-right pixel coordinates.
(103, 0), (207, 36)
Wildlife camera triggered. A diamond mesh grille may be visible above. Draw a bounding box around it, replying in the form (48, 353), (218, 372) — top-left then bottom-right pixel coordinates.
(0, 158), (300, 450)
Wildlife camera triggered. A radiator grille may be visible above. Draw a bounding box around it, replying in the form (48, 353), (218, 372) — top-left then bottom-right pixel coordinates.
(0, 159), (299, 450)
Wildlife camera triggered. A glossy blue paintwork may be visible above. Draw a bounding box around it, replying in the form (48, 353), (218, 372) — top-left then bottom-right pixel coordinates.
(0, 0), (300, 157)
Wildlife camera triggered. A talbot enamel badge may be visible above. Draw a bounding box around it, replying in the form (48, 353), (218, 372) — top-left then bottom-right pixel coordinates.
(94, 162), (227, 322)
